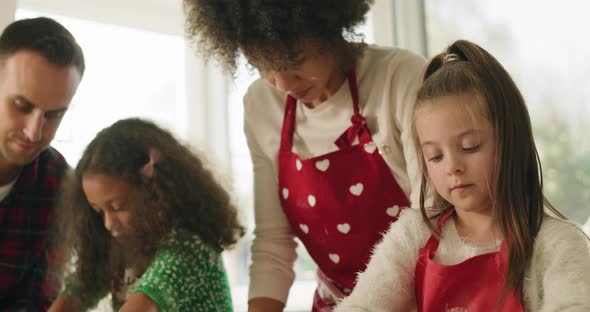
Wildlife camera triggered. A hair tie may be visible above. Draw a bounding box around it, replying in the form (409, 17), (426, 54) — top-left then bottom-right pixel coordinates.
(140, 149), (162, 178)
(443, 53), (461, 63)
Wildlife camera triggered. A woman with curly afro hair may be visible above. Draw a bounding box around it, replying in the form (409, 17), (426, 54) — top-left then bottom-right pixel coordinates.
(48, 118), (244, 311)
(184, 1), (426, 311)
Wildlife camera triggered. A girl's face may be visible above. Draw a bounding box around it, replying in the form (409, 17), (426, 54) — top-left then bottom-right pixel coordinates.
(82, 173), (135, 244)
(415, 93), (496, 215)
(246, 40), (345, 108)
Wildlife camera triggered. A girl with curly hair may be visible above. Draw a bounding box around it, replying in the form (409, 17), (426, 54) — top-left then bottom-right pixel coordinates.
(48, 118), (244, 311)
(184, 1), (426, 311)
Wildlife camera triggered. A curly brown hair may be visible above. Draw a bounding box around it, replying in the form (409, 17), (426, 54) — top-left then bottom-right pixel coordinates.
(184, 0), (373, 73)
(50, 118), (244, 308)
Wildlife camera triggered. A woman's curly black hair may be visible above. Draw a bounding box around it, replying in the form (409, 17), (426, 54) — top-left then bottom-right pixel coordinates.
(184, 0), (373, 73)
(50, 118), (244, 309)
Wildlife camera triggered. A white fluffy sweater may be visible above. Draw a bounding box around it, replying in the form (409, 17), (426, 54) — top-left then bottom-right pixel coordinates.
(334, 209), (590, 311)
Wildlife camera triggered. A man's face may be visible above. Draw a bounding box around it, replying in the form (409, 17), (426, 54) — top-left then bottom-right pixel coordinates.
(0, 50), (81, 169)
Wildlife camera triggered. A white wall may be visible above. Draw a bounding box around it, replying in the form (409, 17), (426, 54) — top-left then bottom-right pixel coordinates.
(0, 0), (17, 31)
(371, 0), (395, 46)
(18, 0), (184, 36)
(363, 0), (428, 56)
(392, 0), (427, 56)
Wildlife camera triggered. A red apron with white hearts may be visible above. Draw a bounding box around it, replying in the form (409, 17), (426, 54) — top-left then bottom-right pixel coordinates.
(278, 70), (410, 311)
(414, 209), (524, 312)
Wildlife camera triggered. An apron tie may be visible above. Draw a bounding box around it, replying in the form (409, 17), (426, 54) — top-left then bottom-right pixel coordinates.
(334, 113), (368, 149)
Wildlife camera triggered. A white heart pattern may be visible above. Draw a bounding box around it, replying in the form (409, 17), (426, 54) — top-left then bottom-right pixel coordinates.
(386, 205), (400, 217)
(337, 223), (350, 234)
(296, 159), (303, 171)
(329, 253), (340, 264)
(315, 159), (330, 172)
(364, 142), (377, 154)
(299, 224), (309, 234)
(349, 183), (364, 196)
(282, 188), (289, 200)
(308, 195), (316, 207)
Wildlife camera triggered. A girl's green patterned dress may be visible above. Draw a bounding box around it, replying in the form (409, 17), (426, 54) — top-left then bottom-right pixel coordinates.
(132, 230), (233, 311)
(64, 229), (234, 311)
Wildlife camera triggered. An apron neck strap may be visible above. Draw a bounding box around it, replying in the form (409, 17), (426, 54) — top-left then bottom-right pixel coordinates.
(437, 208), (455, 231)
(280, 95), (297, 152)
(347, 70), (360, 116)
(424, 208), (455, 253)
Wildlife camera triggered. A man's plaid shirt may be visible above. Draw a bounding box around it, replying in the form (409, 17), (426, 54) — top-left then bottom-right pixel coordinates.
(0, 147), (67, 311)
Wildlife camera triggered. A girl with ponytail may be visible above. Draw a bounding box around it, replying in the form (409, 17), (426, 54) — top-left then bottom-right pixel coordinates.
(335, 40), (590, 311)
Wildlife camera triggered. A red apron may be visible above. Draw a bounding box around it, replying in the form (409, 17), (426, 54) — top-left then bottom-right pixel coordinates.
(278, 70), (411, 311)
(414, 209), (525, 312)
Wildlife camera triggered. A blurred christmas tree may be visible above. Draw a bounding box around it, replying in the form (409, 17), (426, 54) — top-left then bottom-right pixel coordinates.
(535, 112), (590, 224)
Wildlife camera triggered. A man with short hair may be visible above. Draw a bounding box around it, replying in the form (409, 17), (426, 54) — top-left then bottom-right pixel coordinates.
(0, 17), (84, 310)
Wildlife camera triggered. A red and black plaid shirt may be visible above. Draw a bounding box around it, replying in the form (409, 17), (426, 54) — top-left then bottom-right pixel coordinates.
(0, 147), (67, 311)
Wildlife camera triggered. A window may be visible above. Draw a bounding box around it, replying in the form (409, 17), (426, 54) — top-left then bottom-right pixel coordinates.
(424, 0), (590, 229)
(15, 9), (187, 166)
